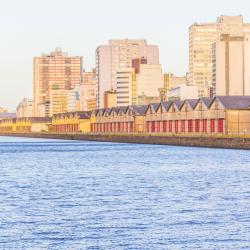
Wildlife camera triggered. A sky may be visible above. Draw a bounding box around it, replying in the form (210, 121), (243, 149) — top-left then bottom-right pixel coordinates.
(0, 0), (250, 110)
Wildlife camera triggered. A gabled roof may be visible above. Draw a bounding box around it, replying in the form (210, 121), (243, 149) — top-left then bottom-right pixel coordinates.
(146, 103), (161, 114)
(97, 108), (106, 116)
(91, 109), (99, 116)
(200, 97), (214, 108)
(119, 106), (127, 114)
(75, 111), (91, 119)
(103, 108), (112, 116)
(212, 96), (250, 110)
(16, 117), (52, 123)
(158, 101), (173, 112)
(30, 117), (52, 123)
(111, 106), (120, 115)
(180, 99), (199, 110)
(172, 100), (185, 111)
(127, 105), (148, 116)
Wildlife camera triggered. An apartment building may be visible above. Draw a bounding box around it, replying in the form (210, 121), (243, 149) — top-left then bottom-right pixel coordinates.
(189, 15), (250, 97)
(33, 48), (82, 116)
(212, 33), (250, 96)
(96, 39), (159, 108)
(80, 70), (97, 111)
(116, 58), (164, 106)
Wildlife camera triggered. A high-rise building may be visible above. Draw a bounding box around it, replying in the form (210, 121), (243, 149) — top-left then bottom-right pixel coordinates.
(189, 15), (250, 97)
(116, 58), (164, 106)
(212, 33), (250, 96)
(33, 48), (82, 116)
(96, 39), (159, 108)
(80, 70), (97, 111)
(16, 98), (34, 118)
(116, 68), (135, 106)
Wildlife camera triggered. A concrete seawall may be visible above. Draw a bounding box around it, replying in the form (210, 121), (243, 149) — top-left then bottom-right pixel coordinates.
(1, 132), (250, 150)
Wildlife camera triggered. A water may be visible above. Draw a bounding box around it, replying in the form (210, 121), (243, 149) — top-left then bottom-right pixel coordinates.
(0, 136), (250, 249)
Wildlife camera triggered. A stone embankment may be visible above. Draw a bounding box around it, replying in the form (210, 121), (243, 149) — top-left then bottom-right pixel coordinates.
(1, 132), (250, 150)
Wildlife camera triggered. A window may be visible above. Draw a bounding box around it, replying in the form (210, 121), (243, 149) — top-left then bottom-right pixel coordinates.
(151, 121), (155, 133)
(169, 121), (172, 132)
(195, 119), (200, 133)
(163, 121), (167, 132)
(210, 119), (215, 133)
(188, 120), (193, 132)
(202, 119), (207, 133)
(218, 119), (224, 133)
(175, 121), (179, 133)
(181, 120), (185, 133)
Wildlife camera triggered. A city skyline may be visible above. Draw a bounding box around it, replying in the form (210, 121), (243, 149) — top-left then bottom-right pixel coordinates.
(1, 0), (250, 110)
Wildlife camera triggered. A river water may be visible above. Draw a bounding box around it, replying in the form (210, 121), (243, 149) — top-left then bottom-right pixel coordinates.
(0, 136), (249, 249)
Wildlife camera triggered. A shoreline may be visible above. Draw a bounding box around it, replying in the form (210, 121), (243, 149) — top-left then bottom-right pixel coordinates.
(1, 132), (250, 150)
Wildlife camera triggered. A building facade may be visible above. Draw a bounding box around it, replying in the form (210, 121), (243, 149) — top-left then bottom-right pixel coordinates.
(96, 39), (159, 108)
(116, 58), (164, 106)
(189, 15), (250, 97)
(212, 33), (250, 96)
(80, 70), (97, 111)
(49, 88), (80, 116)
(164, 73), (188, 93)
(167, 85), (198, 101)
(16, 98), (34, 118)
(33, 48), (82, 116)
(104, 90), (117, 108)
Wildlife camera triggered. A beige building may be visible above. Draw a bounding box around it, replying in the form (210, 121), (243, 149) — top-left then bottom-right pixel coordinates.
(80, 70), (97, 111)
(167, 85), (198, 101)
(50, 88), (80, 116)
(116, 58), (164, 106)
(136, 64), (163, 101)
(16, 98), (34, 118)
(189, 15), (250, 97)
(213, 33), (250, 96)
(164, 73), (188, 93)
(116, 68), (135, 106)
(96, 39), (159, 108)
(33, 48), (82, 116)
(104, 90), (117, 109)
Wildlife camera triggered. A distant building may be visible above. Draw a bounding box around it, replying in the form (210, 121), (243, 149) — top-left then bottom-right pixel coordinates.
(116, 68), (136, 106)
(50, 88), (80, 116)
(167, 85), (198, 101)
(80, 70), (97, 111)
(96, 39), (159, 108)
(116, 58), (164, 106)
(0, 113), (16, 120)
(104, 90), (117, 108)
(0, 107), (8, 113)
(164, 73), (188, 93)
(212, 33), (250, 96)
(16, 98), (34, 118)
(189, 15), (250, 97)
(136, 63), (164, 103)
(33, 48), (82, 116)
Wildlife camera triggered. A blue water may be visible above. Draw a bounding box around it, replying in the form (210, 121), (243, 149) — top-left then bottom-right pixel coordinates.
(0, 137), (250, 249)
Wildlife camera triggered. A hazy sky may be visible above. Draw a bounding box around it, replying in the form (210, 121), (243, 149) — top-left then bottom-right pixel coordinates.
(0, 0), (250, 110)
